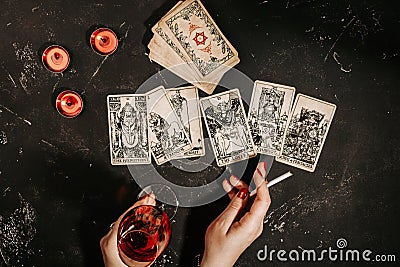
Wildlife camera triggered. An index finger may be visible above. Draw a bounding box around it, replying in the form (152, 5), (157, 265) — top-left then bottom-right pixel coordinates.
(249, 171), (271, 221)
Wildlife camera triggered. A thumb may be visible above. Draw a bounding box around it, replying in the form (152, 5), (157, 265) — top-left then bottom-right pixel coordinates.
(216, 188), (248, 233)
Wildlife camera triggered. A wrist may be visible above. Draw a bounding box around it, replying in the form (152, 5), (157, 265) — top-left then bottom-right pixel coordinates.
(200, 253), (235, 267)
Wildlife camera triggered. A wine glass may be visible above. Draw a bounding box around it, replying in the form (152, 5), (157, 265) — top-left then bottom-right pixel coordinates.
(117, 205), (172, 267)
(137, 184), (179, 220)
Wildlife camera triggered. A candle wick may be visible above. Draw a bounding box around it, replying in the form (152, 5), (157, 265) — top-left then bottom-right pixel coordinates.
(51, 52), (63, 65)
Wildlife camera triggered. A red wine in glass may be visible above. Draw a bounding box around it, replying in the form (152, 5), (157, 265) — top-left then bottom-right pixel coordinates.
(119, 230), (157, 263)
(118, 205), (171, 267)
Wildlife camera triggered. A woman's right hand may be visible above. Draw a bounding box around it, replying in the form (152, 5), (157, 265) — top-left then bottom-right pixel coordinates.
(201, 162), (271, 267)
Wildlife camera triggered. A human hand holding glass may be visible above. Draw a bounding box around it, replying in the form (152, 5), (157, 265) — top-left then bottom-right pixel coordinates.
(100, 193), (171, 267)
(117, 204), (171, 267)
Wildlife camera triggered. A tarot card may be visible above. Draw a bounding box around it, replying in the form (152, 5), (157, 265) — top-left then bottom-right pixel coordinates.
(107, 94), (150, 165)
(200, 89), (256, 166)
(150, 25), (223, 94)
(159, 0), (239, 80)
(248, 81), (295, 156)
(276, 94), (336, 172)
(151, 25), (190, 65)
(148, 32), (196, 88)
(167, 86), (205, 158)
(147, 86), (192, 164)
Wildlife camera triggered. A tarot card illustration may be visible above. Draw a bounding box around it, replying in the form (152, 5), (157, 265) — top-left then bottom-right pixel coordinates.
(276, 94), (336, 172)
(248, 81), (295, 156)
(200, 89), (256, 166)
(107, 94), (150, 165)
(147, 86), (192, 165)
(167, 86), (205, 158)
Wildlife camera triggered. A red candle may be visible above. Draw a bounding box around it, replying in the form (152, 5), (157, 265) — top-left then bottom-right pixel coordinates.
(90, 28), (118, 56)
(42, 45), (70, 72)
(56, 90), (83, 118)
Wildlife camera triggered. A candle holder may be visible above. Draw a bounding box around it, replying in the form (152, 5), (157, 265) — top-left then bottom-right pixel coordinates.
(55, 90), (83, 118)
(42, 45), (70, 73)
(90, 27), (118, 56)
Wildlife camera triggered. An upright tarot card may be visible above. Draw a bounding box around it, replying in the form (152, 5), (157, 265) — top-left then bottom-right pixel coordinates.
(147, 86), (192, 164)
(107, 94), (150, 165)
(276, 94), (336, 172)
(248, 81), (295, 156)
(167, 86), (205, 158)
(200, 89), (255, 166)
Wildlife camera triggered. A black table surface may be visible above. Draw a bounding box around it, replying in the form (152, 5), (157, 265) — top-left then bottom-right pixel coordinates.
(1, 0), (399, 266)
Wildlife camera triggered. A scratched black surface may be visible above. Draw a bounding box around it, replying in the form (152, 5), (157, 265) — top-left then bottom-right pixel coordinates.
(0, 0), (399, 266)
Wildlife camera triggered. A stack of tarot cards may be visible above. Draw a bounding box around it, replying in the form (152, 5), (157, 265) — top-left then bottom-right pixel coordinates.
(107, 81), (336, 172)
(147, 0), (240, 94)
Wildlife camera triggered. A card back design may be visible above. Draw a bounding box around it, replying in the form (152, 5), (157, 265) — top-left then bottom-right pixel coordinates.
(164, 0), (236, 77)
(154, 26), (189, 63)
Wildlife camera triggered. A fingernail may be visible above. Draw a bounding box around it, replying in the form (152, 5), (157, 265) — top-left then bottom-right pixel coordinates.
(232, 175), (239, 180)
(264, 161), (267, 171)
(237, 188), (248, 199)
(223, 178), (234, 191)
(256, 167), (263, 177)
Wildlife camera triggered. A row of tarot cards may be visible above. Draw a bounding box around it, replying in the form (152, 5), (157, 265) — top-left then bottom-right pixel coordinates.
(107, 81), (336, 172)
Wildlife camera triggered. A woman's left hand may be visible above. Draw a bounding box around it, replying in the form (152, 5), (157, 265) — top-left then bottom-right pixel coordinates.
(100, 193), (156, 267)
